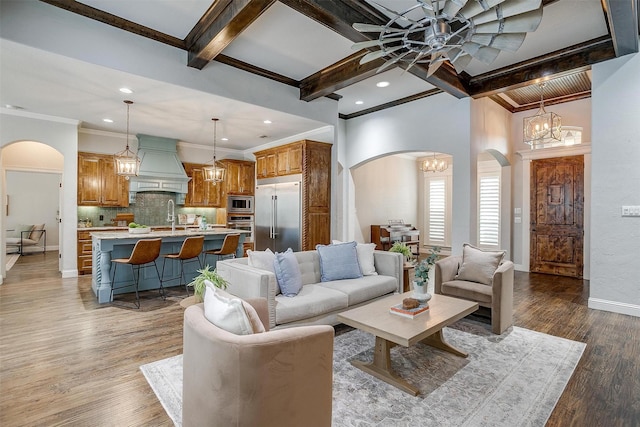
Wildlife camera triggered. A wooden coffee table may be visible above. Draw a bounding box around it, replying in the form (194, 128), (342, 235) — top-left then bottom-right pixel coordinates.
(337, 292), (478, 396)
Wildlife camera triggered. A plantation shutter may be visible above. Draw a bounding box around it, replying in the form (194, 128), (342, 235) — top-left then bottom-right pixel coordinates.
(478, 175), (500, 247)
(428, 178), (446, 244)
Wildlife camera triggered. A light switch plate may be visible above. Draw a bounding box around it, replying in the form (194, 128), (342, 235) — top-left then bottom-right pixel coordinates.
(622, 206), (640, 217)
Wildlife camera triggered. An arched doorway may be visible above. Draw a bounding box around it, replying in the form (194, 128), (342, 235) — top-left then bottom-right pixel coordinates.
(1, 141), (64, 280)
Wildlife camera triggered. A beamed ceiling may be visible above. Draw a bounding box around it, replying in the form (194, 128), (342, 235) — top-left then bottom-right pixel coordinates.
(1, 0), (638, 149)
(40, 0), (639, 114)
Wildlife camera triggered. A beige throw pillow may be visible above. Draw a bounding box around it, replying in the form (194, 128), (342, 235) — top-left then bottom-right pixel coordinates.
(455, 243), (505, 286)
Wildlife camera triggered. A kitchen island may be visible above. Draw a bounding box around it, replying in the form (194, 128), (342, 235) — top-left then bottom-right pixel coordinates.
(91, 228), (248, 304)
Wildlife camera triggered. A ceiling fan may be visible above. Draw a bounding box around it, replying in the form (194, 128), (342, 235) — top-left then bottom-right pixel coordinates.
(352, 0), (544, 76)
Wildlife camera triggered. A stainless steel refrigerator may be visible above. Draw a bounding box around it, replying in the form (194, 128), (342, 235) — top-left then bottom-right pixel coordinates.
(255, 179), (301, 252)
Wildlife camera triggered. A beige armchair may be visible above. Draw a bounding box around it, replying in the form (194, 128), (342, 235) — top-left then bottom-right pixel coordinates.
(435, 253), (514, 334)
(183, 298), (335, 427)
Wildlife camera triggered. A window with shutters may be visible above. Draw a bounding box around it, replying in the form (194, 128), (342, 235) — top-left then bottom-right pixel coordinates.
(478, 168), (501, 249)
(424, 173), (452, 248)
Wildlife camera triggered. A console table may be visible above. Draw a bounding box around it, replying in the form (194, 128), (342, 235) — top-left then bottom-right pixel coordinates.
(371, 224), (420, 256)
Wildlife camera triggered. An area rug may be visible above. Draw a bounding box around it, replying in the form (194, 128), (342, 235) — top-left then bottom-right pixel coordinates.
(141, 321), (585, 427)
(5, 253), (20, 271)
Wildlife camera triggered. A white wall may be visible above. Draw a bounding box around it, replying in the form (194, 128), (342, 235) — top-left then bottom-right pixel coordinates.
(590, 53), (640, 317)
(345, 93), (473, 253)
(1, 112), (79, 279)
(351, 155), (419, 243)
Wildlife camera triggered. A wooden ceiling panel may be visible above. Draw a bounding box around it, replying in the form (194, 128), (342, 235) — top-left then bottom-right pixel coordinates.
(503, 71), (592, 107)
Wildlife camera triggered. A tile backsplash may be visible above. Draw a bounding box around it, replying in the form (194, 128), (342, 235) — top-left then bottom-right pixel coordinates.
(77, 192), (219, 227)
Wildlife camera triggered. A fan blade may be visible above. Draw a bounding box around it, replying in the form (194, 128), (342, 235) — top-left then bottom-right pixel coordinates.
(351, 38), (403, 50)
(376, 50), (412, 73)
(475, 8), (543, 33)
(451, 54), (473, 73)
(371, 1), (423, 25)
(459, 0), (505, 19)
(427, 59), (444, 77)
(442, 0), (469, 18)
(461, 42), (500, 64)
(470, 33), (526, 52)
(359, 46), (404, 64)
(353, 23), (388, 33)
(472, 0), (542, 25)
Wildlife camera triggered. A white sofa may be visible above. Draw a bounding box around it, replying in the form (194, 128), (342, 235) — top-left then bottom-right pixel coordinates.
(217, 250), (403, 329)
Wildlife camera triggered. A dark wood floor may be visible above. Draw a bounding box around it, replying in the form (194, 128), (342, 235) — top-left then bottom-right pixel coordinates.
(1, 252), (639, 426)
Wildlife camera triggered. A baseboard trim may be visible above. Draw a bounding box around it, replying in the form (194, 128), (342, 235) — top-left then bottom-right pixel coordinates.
(514, 264), (527, 272)
(588, 297), (640, 318)
(62, 269), (78, 278)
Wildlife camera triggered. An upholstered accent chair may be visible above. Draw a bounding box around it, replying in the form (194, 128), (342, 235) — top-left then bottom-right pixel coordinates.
(435, 244), (514, 334)
(182, 297), (334, 427)
(6, 224), (46, 255)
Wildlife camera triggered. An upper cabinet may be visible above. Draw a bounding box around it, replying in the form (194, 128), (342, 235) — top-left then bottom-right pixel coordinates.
(78, 152), (129, 207)
(256, 142), (303, 179)
(221, 159), (255, 196)
(182, 163), (224, 207)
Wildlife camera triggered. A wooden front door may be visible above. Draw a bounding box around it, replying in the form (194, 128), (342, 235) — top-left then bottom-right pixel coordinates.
(530, 155), (584, 278)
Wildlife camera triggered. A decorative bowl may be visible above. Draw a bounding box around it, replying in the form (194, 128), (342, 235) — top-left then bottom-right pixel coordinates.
(129, 227), (151, 234)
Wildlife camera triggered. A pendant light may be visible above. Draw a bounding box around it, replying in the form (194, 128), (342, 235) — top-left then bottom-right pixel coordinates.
(420, 152), (448, 173)
(203, 118), (226, 182)
(523, 83), (562, 147)
(114, 100), (141, 177)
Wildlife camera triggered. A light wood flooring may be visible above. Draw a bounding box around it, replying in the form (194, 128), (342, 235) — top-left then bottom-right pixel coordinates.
(1, 252), (639, 426)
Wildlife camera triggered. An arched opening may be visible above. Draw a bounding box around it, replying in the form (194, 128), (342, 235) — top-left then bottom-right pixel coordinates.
(1, 141), (64, 279)
(350, 150), (453, 256)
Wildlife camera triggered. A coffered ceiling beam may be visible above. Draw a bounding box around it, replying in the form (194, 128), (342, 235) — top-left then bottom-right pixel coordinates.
(299, 51), (385, 101)
(187, 0), (276, 70)
(602, 0), (639, 56)
(39, 0), (185, 49)
(468, 36), (616, 98)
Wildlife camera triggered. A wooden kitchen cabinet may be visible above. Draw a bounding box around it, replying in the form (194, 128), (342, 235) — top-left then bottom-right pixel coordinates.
(77, 228), (120, 275)
(277, 142), (302, 176)
(221, 159), (255, 195)
(255, 151), (277, 179)
(77, 152), (129, 207)
(183, 162), (224, 207)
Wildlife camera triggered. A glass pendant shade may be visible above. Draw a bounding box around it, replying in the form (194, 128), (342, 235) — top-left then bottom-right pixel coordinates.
(114, 100), (141, 177)
(203, 118), (226, 183)
(420, 154), (448, 173)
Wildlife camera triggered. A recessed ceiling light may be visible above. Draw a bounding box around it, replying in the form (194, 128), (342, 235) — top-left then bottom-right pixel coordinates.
(119, 87), (133, 94)
(221, 137), (229, 141)
(263, 120), (272, 124)
(376, 81), (390, 88)
(355, 100), (364, 105)
(103, 118), (113, 123)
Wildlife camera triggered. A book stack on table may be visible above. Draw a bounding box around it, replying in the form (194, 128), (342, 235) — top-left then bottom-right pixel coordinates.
(389, 302), (430, 318)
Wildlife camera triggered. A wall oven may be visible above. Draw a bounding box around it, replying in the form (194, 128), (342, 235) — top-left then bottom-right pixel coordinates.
(227, 196), (254, 214)
(227, 214), (254, 243)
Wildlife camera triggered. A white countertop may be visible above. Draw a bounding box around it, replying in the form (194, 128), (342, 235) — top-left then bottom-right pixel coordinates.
(90, 228), (249, 240)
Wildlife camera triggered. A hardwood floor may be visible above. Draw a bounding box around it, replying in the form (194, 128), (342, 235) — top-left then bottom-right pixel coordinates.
(1, 252), (639, 426)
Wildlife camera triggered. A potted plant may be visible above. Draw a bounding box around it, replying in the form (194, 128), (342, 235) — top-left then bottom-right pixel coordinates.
(187, 265), (228, 303)
(412, 246), (441, 302)
(389, 241), (414, 263)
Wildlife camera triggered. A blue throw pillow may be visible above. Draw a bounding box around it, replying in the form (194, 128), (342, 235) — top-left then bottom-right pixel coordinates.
(316, 241), (363, 282)
(273, 248), (303, 297)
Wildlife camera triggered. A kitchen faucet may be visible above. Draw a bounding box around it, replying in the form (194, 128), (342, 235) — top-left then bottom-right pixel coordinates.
(167, 199), (175, 233)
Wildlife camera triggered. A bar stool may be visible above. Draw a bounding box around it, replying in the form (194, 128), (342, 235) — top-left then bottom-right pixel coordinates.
(203, 233), (240, 266)
(110, 238), (162, 309)
(161, 235), (205, 296)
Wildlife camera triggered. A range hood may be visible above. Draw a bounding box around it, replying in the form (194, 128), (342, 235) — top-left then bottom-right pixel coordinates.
(128, 134), (190, 195)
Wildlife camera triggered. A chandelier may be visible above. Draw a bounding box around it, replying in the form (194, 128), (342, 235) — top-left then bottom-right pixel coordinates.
(203, 118), (226, 182)
(420, 153), (448, 173)
(114, 100), (141, 178)
(352, 0), (544, 76)
(523, 83), (561, 147)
